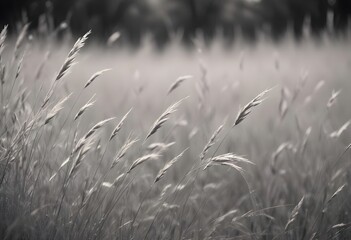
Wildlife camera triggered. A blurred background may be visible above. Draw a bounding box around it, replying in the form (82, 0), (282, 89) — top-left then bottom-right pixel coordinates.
(0, 0), (350, 48)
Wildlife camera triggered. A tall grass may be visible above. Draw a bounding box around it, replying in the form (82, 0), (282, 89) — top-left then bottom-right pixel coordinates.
(1, 25), (351, 240)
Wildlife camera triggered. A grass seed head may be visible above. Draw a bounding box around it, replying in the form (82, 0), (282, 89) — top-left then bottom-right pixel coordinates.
(155, 148), (188, 183)
(285, 196), (304, 230)
(128, 153), (161, 173)
(109, 108), (132, 141)
(167, 75), (192, 95)
(144, 98), (186, 141)
(56, 31), (91, 81)
(74, 94), (96, 121)
(44, 93), (71, 125)
(200, 123), (225, 161)
(84, 69), (111, 88)
(234, 88), (270, 127)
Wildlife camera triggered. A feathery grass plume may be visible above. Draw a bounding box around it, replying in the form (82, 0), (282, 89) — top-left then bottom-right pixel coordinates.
(15, 54), (24, 80)
(84, 69), (111, 88)
(127, 153), (160, 173)
(189, 127), (198, 139)
(305, 78), (321, 104)
(56, 31), (91, 81)
(328, 184), (346, 204)
(74, 94), (96, 121)
(14, 23), (29, 59)
(44, 93), (71, 125)
(271, 142), (296, 173)
(285, 196), (304, 230)
(0, 25), (8, 56)
(107, 32), (121, 46)
(144, 98), (186, 141)
(102, 173), (125, 188)
(0, 64), (5, 85)
(200, 122), (225, 161)
(209, 153), (253, 165)
(147, 142), (175, 153)
(232, 210), (255, 223)
(300, 127), (312, 154)
(49, 157), (70, 181)
(327, 89), (341, 108)
(101, 182), (113, 188)
(155, 148), (188, 183)
(109, 108), (132, 141)
(110, 136), (139, 169)
(41, 85), (55, 108)
(162, 203), (179, 210)
(314, 80), (325, 93)
(73, 117), (114, 154)
(85, 117), (115, 139)
(331, 223), (348, 229)
(113, 173), (125, 186)
(204, 153), (254, 172)
(159, 184), (172, 201)
(68, 137), (95, 180)
(279, 87), (290, 120)
(206, 209), (239, 238)
(67, 150), (85, 181)
(233, 88), (270, 127)
(167, 75), (192, 95)
(272, 142), (293, 162)
(330, 120), (350, 138)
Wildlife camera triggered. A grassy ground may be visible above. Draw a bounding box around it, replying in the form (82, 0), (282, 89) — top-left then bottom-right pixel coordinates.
(1, 27), (351, 239)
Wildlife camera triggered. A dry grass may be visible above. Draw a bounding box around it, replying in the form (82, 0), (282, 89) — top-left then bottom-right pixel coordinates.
(1, 25), (351, 240)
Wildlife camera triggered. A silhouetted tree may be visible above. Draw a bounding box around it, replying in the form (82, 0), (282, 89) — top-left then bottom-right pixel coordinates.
(1, 0), (350, 46)
(333, 0), (351, 34)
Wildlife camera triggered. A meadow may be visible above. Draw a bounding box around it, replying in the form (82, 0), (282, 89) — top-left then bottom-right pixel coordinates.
(1, 25), (351, 239)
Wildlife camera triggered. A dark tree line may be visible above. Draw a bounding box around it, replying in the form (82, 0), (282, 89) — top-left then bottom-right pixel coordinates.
(1, 0), (350, 47)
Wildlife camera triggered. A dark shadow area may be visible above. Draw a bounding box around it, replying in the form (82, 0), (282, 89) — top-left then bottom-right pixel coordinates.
(1, 0), (351, 47)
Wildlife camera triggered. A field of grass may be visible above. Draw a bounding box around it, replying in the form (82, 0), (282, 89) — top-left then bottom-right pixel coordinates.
(1, 26), (351, 239)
